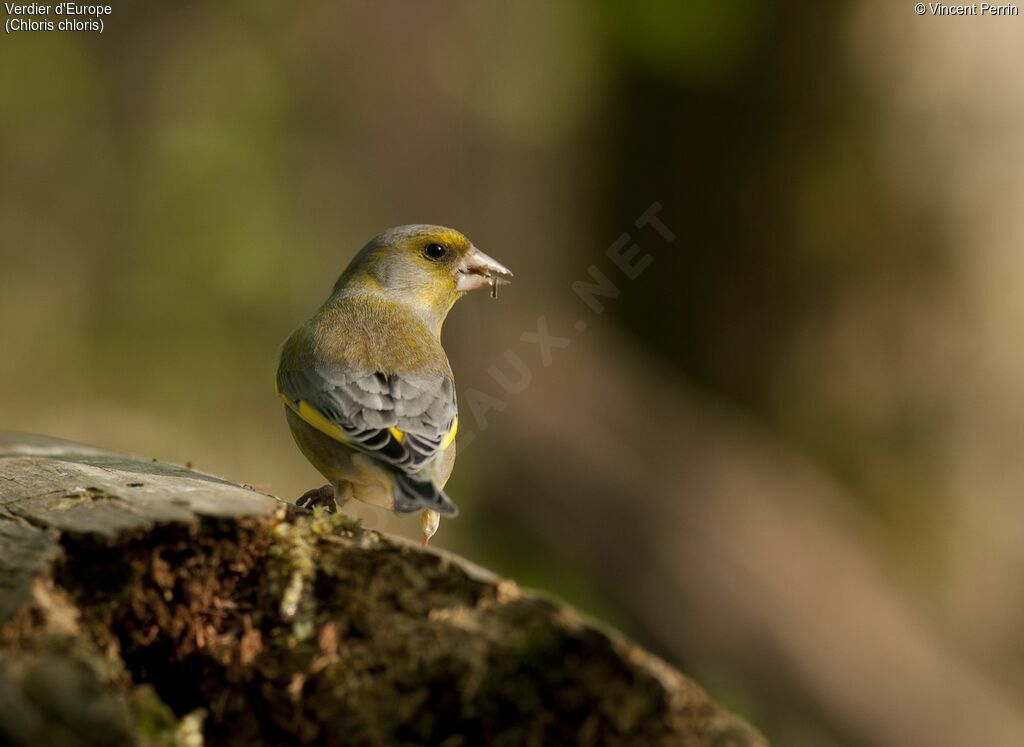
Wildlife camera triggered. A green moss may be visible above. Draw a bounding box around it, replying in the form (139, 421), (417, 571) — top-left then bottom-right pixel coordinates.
(2, 509), (763, 746)
(128, 686), (180, 746)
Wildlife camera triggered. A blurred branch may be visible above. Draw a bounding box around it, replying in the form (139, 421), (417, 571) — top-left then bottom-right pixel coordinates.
(485, 320), (1024, 747)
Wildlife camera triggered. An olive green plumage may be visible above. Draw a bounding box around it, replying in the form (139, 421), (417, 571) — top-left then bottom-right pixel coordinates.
(276, 225), (512, 544)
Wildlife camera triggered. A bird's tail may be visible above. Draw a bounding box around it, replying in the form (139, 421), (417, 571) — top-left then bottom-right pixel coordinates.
(392, 471), (458, 517)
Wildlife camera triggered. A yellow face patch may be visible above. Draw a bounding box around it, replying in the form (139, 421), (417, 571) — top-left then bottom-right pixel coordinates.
(433, 229), (471, 252)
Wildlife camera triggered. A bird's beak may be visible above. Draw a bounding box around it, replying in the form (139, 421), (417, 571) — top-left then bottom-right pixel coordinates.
(455, 245), (514, 293)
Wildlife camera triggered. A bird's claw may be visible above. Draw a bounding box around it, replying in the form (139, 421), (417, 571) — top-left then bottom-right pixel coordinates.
(296, 484), (336, 513)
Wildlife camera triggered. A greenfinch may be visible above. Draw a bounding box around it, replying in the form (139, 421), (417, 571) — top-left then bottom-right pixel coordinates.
(276, 225), (512, 544)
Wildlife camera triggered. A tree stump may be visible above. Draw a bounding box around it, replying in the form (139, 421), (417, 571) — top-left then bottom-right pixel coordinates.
(0, 432), (766, 746)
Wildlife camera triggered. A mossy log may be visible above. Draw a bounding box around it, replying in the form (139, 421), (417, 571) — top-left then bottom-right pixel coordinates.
(0, 432), (766, 747)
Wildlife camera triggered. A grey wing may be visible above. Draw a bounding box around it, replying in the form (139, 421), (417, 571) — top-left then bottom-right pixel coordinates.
(277, 367), (459, 516)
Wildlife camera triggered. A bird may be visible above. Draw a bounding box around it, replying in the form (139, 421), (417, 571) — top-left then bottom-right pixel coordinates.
(276, 225), (512, 545)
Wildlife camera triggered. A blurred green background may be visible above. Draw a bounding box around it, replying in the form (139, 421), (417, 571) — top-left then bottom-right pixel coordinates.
(4, 2), (1024, 744)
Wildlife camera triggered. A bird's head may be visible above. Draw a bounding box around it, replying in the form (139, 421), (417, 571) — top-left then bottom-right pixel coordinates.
(335, 225), (513, 324)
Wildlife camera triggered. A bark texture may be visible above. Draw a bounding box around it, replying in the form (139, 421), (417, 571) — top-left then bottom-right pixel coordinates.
(0, 432), (766, 747)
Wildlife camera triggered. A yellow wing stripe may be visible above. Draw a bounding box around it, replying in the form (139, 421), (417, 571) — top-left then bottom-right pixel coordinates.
(441, 416), (458, 449)
(280, 392), (457, 451)
(392, 418), (457, 448)
(280, 393), (350, 444)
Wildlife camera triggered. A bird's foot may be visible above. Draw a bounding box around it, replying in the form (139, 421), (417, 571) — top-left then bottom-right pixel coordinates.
(296, 484), (336, 513)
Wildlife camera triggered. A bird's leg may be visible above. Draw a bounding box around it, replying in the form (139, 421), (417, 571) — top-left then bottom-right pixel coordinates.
(421, 509), (440, 547)
(332, 481), (353, 512)
(295, 483), (336, 512)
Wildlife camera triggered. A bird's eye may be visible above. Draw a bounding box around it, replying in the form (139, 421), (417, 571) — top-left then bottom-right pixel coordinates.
(424, 243), (448, 260)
